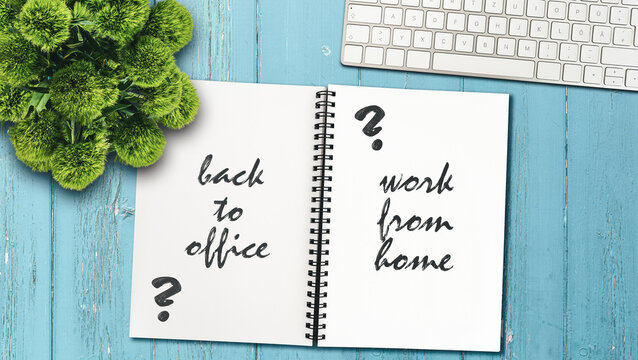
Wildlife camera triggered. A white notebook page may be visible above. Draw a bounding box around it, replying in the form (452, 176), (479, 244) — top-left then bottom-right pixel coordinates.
(323, 84), (509, 351)
(130, 81), (322, 346)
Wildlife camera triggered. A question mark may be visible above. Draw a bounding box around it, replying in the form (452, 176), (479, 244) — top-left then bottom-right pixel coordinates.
(354, 105), (386, 151)
(152, 277), (182, 322)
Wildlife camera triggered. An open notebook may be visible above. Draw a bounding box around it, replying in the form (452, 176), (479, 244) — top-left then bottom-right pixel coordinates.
(130, 81), (509, 352)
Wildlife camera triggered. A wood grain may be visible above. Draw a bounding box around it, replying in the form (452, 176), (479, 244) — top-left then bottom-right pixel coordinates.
(0, 0), (637, 358)
(0, 130), (52, 359)
(566, 87), (637, 359)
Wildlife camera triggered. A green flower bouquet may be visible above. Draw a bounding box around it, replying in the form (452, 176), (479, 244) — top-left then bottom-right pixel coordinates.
(0, 0), (199, 190)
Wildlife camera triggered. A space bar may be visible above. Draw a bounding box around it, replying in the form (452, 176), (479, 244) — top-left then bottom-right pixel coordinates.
(433, 53), (535, 79)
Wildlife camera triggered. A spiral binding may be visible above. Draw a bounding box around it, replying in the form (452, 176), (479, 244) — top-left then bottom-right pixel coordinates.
(305, 90), (335, 345)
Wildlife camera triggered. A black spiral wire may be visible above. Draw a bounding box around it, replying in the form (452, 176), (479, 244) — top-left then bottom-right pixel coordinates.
(305, 90), (335, 345)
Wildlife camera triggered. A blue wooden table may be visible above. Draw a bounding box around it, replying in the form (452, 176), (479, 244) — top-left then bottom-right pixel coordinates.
(1, 0), (637, 358)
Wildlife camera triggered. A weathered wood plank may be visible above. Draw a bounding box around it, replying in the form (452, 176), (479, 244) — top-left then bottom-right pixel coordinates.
(566, 87), (638, 359)
(51, 162), (147, 359)
(463, 81), (568, 360)
(0, 130), (52, 359)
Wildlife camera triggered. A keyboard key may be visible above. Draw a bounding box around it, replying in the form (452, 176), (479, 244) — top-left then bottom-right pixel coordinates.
(622, 0), (638, 5)
(434, 32), (454, 50)
(547, 1), (567, 19)
(568, 3), (587, 21)
(393, 28), (412, 46)
(485, 0), (504, 14)
(613, 27), (633, 46)
(476, 36), (495, 54)
(610, 6), (630, 24)
(551, 22), (570, 40)
(402, 0), (420, 5)
(601, 46), (638, 66)
(605, 76), (623, 86)
(626, 69), (638, 87)
(405, 9), (424, 27)
(365, 46), (384, 65)
(559, 43), (579, 61)
(518, 39), (537, 57)
(456, 34), (475, 52)
(371, 26), (391, 45)
(414, 30), (433, 48)
(386, 48), (405, 66)
(447, 13), (465, 31)
(537, 62), (561, 80)
(406, 50), (431, 68)
(464, 0), (484, 12)
(606, 67), (623, 76)
(443, 0), (462, 10)
(527, 0), (546, 17)
(539, 41), (558, 59)
(509, 18), (528, 36)
(381, 0), (400, 4)
(348, 5), (382, 24)
(505, 0), (524, 15)
(488, 16), (507, 35)
(384, 7), (403, 25)
(593, 26), (612, 44)
(530, 20), (549, 38)
(426, 11), (445, 29)
(432, 53), (535, 78)
(346, 25), (370, 43)
(589, 5), (608, 23)
(497, 37), (516, 55)
(343, 45), (363, 63)
(447, 13), (466, 31)
(468, 15), (487, 32)
(584, 65), (603, 84)
(572, 24), (591, 42)
(563, 64), (582, 82)
(580, 45), (600, 63)
(614, 28), (634, 46)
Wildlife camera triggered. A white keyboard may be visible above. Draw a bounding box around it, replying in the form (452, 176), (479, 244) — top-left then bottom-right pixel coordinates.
(341, 0), (638, 91)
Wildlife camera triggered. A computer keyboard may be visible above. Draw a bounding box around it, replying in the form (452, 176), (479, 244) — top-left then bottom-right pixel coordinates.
(341, 0), (638, 91)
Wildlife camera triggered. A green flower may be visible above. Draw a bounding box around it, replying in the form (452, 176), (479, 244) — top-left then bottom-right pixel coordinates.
(51, 136), (109, 190)
(9, 110), (61, 163)
(140, 68), (182, 117)
(112, 114), (165, 167)
(143, 0), (192, 53)
(49, 60), (119, 124)
(122, 35), (172, 88)
(18, 0), (71, 52)
(16, 154), (51, 172)
(90, 0), (148, 43)
(70, 1), (93, 31)
(0, 31), (41, 86)
(0, 86), (31, 122)
(158, 72), (198, 129)
(0, 0), (26, 29)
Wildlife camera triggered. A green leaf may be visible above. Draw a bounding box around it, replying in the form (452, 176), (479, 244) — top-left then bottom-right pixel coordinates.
(96, 103), (132, 121)
(25, 90), (50, 115)
(35, 93), (50, 112)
